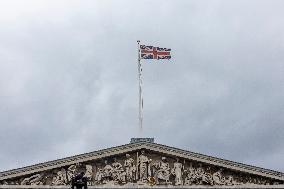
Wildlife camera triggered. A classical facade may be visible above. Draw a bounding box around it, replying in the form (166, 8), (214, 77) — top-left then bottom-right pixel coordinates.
(0, 138), (284, 188)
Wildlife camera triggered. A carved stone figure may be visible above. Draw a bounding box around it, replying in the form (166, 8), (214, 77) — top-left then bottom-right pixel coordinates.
(152, 157), (171, 185)
(225, 175), (237, 186)
(102, 160), (113, 183)
(67, 165), (78, 183)
(171, 158), (183, 185)
(112, 158), (126, 183)
(21, 174), (43, 185)
(124, 154), (136, 182)
(201, 167), (214, 185)
(85, 165), (93, 185)
(21, 178), (29, 185)
(184, 163), (196, 185)
(52, 168), (67, 185)
(137, 150), (151, 182)
(212, 168), (226, 185)
(4, 181), (17, 185)
(1, 150), (281, 187)
(95, 168), (104, 184)
(194, 163), (205, 184)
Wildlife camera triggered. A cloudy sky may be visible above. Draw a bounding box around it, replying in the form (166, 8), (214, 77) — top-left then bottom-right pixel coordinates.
(0, 0), (284, 173)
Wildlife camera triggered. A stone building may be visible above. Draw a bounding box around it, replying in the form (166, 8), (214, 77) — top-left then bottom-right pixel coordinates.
(0, 138), (284, 188)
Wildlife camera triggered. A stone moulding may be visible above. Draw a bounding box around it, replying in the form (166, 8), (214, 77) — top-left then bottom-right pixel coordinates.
(1, 185), (284, 189)
(0, 143), (144, 180)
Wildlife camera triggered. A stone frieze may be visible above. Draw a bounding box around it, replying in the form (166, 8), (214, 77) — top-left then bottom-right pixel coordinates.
(0, 150), (283, 187)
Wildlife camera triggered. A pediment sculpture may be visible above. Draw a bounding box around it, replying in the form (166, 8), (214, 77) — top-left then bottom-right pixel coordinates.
(0, 141), (284, 187)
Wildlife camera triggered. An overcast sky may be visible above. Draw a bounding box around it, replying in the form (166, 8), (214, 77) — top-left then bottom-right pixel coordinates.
(0, 0), (284, 173)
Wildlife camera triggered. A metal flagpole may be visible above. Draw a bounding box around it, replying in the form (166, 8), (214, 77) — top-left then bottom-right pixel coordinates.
(137, 40), (143, 135)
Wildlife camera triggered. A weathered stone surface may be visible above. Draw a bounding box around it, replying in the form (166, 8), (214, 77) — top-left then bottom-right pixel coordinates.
(1, 185), (284, 189)
(0, 140), (283, 188)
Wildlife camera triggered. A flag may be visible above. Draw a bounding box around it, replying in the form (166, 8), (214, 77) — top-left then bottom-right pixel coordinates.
(140, 45), (171, 60)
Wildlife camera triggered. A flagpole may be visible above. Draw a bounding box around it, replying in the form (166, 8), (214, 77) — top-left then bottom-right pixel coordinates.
(137, 40), (143, 135)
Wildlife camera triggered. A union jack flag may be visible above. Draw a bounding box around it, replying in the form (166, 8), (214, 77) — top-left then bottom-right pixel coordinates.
(140, 45), (171, 60)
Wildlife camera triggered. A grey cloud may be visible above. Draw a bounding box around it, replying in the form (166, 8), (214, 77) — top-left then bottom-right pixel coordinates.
(0, 0), (284, 172)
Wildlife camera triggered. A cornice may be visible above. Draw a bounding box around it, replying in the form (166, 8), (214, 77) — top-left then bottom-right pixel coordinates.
(143, 143), (284, 181)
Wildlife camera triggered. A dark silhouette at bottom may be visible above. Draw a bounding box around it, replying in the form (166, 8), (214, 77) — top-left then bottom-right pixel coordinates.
(71, 172), (88, 189)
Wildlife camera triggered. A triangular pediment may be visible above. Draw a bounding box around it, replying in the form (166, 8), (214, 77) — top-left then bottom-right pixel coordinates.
(1, 141), (284, 187)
